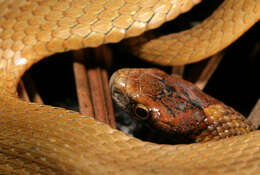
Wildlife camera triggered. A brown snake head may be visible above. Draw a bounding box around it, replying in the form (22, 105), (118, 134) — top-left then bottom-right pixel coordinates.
(110, 68), (255, 142)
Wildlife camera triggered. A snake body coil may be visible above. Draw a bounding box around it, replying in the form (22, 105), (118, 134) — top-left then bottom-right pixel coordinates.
(0, 0), (260, 174)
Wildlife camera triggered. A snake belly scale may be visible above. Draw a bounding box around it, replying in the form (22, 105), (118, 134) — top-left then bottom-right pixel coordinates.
(0, 0), (260, 174)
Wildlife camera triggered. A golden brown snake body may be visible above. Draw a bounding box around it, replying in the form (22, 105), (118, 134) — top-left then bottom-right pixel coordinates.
(0, 0), (259, 174)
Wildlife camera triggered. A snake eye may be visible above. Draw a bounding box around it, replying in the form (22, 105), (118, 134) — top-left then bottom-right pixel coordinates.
(134, 104), (150, 120)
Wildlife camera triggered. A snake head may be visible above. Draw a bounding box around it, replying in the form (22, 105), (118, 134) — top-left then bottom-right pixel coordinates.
(110, 68), (220, 139)
(110, 68), (255, 142)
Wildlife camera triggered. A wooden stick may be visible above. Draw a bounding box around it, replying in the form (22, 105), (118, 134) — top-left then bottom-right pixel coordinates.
(171, 66), (185, 77)
(248, 98), (260, 129)
(195, 53), (223, 90)
(73, 50), (94, 117)
(73, 46), (116, 128)
(92, 46), (116, 128)
(87, 67), (108, 123)
(96, 46), (116, 128)
(17, 81), (30, 102)
(22, 73), (43, 104)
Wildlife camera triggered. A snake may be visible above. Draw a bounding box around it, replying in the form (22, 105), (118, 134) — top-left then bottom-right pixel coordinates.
(0, 0), (259, 174)
(109, 68), (255, 143)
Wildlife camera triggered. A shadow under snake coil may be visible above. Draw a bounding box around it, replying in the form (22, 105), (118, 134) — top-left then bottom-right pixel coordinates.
(0, 0), (259, 174)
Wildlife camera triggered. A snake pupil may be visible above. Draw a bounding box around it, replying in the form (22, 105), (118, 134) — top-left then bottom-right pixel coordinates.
(134, 104), (150, 120)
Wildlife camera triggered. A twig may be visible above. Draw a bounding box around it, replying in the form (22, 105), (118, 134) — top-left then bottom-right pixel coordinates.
(171, 66), (185, 77)
(195, 53), (223, 90)
(73, 49), (94, 117)
(87, 67), (108, 123)
(17, 81), (30, 102)
(22, 73), (43, 104)
(248, 98), (260, 129)
(93, 46), (116, 128)
(73, 46), (116, 128)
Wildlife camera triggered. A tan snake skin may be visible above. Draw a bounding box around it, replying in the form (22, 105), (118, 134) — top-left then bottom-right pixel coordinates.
(0, 0), (259, 174)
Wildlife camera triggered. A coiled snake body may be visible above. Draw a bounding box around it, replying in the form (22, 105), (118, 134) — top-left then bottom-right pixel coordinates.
(0, 0), (259, 174)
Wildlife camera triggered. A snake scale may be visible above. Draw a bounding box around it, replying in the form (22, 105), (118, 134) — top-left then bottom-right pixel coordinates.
(0, 0), (259, 174)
